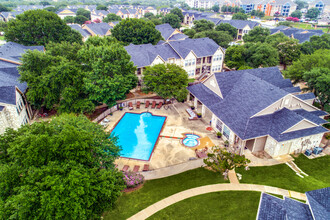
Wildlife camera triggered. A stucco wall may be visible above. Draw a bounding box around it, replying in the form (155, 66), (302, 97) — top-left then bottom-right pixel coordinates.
(210, 48), (224, 73)
(182, 51), (197, 78)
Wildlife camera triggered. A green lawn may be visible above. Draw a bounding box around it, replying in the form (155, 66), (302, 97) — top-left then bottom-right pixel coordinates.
(148, 191), (261, 220)
(0, 36), (4, 40)
(291, 23), (329, 33)
(104, 168), (229, 220)
(236, 155), (330, 193)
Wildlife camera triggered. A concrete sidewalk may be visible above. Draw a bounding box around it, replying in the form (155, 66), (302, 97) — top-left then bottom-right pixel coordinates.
(127, 183), (307, 220)
(141, 159), (205, 180)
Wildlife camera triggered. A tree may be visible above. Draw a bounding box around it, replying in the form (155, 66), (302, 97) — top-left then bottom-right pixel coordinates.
(111, 19), (162, 45)
(77, 8), (91, 20)
(245, 43), (279, 68)
(63, 16), (75, 23)
(149, 18), (162, 25)
(144, 12), (155, 19)
(0, 114), (125, 219)
(277, 39), (301, 69)
(284, 49), (330, 82)
(0, 21), (7, 32)
(142, 64), (188, 101)
(238, 65), (253, 70)
(277, 21), (293, 27)
(0, 4), (10, 12)
(79, 37), (138, 107)
(183, 28), (196, 38)
(194, 30), (233, 48)
(303, 68), (330, 110)
(215, 23), (237, 38)
(306, 8), (320, 20)
(203, 147), (250, 179)
(96, 4), (108, 10)
(74, 15), (89, 25)
(301, 34), (330, 55)
(212, 4), (220, 13)
(250, 10), (265, 17)
(232, 12), (248, 20)
(265, 32), (291, 47)
(162, 13), (181, 28)
(39, 1), (51, 6)
(224, 45), (247, 69)
(5, 10), (82, 46)
(243, 26), (270, 43)
(192, 19), (215, 33)
(291, 10), (302, 19)
(170, 7), (184, 22)
(103, 13), (121, 23)
(43, 6), (57, 12)
(295, 0), (308, 10)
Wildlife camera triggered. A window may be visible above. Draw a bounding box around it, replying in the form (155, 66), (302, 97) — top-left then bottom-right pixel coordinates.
(212, 65), (221, 72)
(187, 69), (195, 77)
(223, 125), (230, 139)
(185, 59), (196, 66)
(213, 54), (223, 61)
(216, 119), (223, 132)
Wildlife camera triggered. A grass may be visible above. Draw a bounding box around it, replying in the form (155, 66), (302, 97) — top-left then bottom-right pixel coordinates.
(291, 23), (329, 33)
(0, 36), (4, 40)
(104, 168), (229, 220)
(236, 155), (330, 193)
(148, 191), (261, 220)
(188, 78), (196, 84)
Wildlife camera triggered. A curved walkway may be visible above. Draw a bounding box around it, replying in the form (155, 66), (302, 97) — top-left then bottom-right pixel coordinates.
(127, 183), (307, 220)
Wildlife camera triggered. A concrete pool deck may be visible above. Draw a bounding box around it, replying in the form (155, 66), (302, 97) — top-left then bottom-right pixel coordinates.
(104, 102), (224, 171)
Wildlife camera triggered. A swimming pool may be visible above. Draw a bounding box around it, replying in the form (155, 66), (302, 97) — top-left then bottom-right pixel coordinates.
(111, 112), (166, 161)
(182, 134), (200, 147)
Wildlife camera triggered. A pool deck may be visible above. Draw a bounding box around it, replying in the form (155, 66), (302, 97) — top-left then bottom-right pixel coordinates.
(104, 101), (224, 171)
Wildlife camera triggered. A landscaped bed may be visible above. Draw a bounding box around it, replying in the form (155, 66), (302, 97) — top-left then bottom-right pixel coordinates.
(103, 168), (229, 220)
(236, 154), (330, 193)
(148, 191), (261, 220)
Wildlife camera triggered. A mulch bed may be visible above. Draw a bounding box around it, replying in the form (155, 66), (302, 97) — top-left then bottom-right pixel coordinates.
(122, 182), (145, 193)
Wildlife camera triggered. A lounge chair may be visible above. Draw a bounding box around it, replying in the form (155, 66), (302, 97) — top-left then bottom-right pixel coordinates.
(156, 102), (163, 109)
(151, 101), (156, 109)
(128, 102), (133, 110)
(122, 165), (129, 172)
(145, 101), (150, 108)
(133, 165), (140, 172)
(136, 101), (141, 109)
(186, 108), (198, 120)
(143, 164), (149, 172)
(195, 150), (207, 158)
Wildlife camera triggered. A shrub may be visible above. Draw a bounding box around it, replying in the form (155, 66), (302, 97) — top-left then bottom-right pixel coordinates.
(123, 171), (144, 188)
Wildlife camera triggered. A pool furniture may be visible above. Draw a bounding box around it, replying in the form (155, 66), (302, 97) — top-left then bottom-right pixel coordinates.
(304, 149), (312, 156)
(128, 102), (133, 110)
(136, 101), (141, 109)
(151, 101), (156, 109)
(186, 108), (198, 120)
(143, 164), (149, 171)
(195, 149), (207, 158)
(122, 165), (129, 172)
(156, 102), (163, 109)
(313, 147), (323, 155)
(145, 101), (150, 108)
(133, 165), (140, 172)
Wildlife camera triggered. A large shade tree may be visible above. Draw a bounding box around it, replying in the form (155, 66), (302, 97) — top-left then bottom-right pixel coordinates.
(224, 45), (246, 69)
(194, 30), (233, 48)
(243, 27), (270, 43)
(103, 13), (122, 23)
(0, 114), (125, 219)
(142, 64), (188, 101)
(192, 19), (215, 33)
(111, 18), (162, 45)
(301, 34), (330, 55)
(232, 12), (248, 20)
(277, 39), (301, 69)
(162, 13), (181, 28)
(303, 68), (330, 110)
(306, 8), (320, 20)
(244, 43), (279, 68)
(215, 23), (237, 39)
(170, 7), (184, 22)
(5, 10), (82, 46)
(284, 49), (330, 82)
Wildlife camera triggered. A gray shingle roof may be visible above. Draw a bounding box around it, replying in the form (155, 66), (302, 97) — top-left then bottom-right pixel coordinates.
(271, 27), (325, 43)
(306, 187), (330, 220)
(311, 110), (329, 117)
(0, 42), (44, 63)
(0, 86), (17, 105)
(218, 20), (260, 29)
(156, 23), (175, 40)
(68, 24), (91, 38)
(168, 33), (188, 41)
(84, 23), (112, 36)
(295, 93), (315, 100)
(282, 86), (301, 93)
(169, 37), (219, 58)
(187, 67), (327, 141)
(124, 43), (180, 68)
(257, 193), (313, 220)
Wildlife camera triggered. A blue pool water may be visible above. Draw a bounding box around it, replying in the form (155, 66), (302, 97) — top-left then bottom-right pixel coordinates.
(111, 112), (166, 160)
(182, 134), (200, 147)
